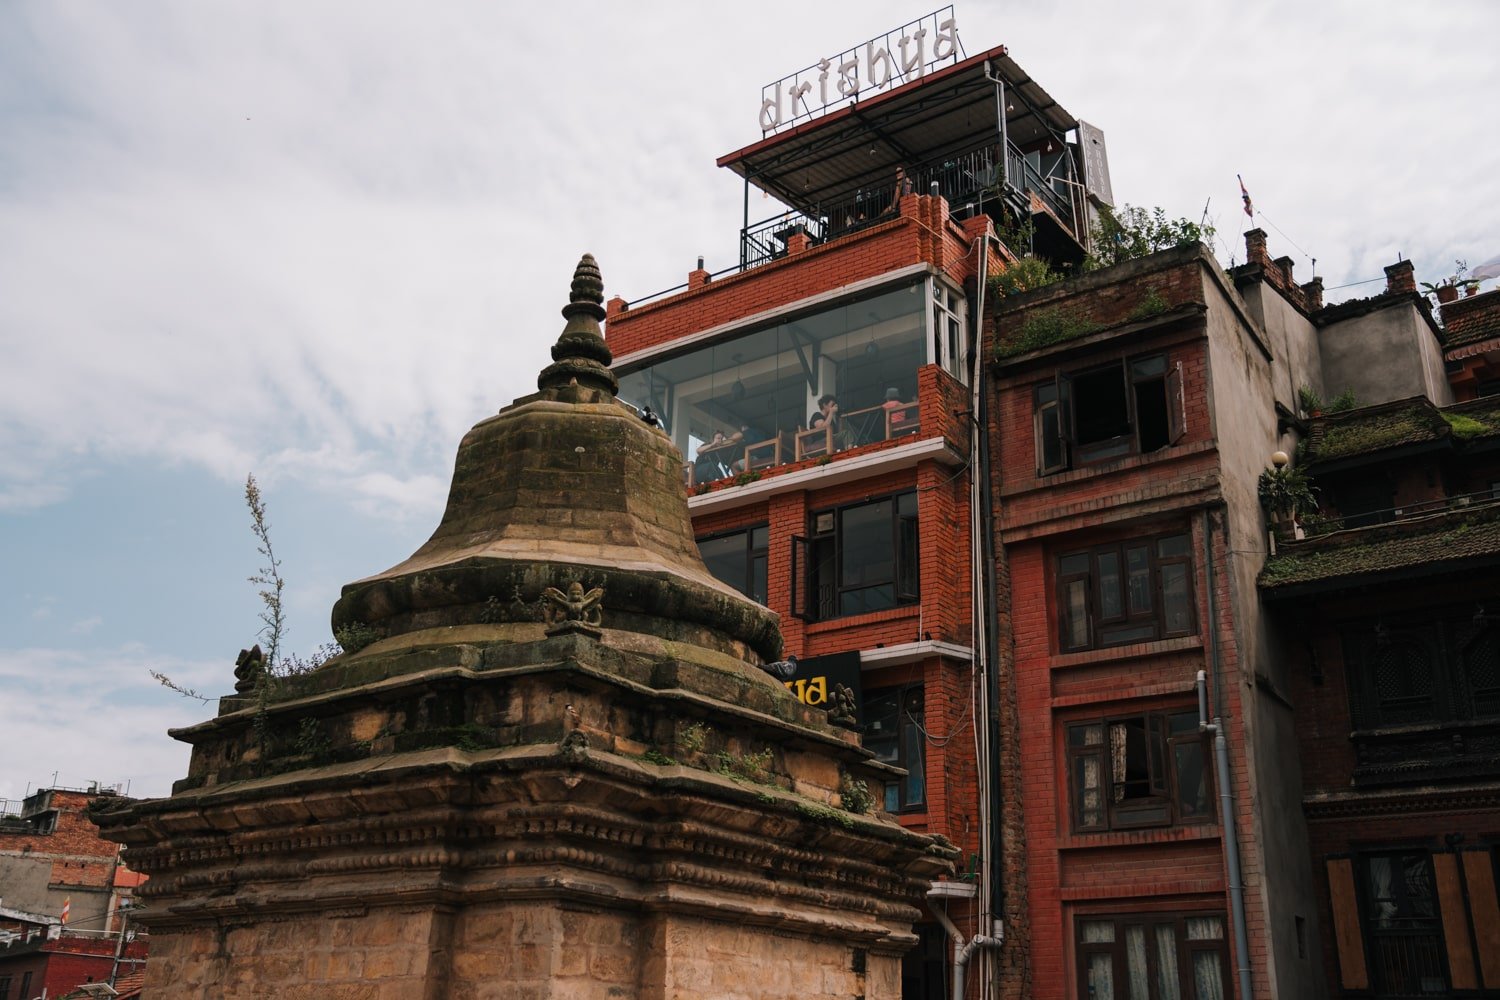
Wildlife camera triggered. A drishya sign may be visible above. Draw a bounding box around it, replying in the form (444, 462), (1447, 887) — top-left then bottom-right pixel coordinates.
(759, 14), (960, 132)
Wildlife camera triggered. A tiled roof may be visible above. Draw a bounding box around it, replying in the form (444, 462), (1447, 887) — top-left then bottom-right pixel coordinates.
(1303, 398), (1448, 465)
(1260, 504), (1500, 592)
(1443, 287), (1500, 349)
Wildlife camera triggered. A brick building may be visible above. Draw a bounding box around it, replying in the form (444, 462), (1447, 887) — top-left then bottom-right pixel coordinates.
(986, 225), (1500, 1000)
(0, 787), (147, 998)
(604, 22), (1104, 999)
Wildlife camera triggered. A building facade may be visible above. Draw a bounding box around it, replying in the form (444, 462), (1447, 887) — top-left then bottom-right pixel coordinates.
(605, 34), (1102, 999)
(984, 223), (1500, 1000)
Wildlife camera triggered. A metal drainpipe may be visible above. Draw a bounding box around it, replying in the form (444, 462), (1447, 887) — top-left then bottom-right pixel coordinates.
(930, 894), (1004, 1000)
(1199, 508), (1254, 1000)
(975, 238), (1008, 994)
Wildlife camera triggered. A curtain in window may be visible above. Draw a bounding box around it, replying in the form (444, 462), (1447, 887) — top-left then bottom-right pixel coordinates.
(1155, 926), (1181, 1000)
(1125, 926), (1150, 1000)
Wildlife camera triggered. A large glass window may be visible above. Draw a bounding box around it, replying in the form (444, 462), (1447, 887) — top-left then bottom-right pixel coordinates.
(1066, 710), (1212, 833)
(1035, 354), (1185, 475)
(617, 283), (935, 482)
(862, 687), (925, 811)
(1057, 533), (1195, 652)
(697, 525), (769, 605)
(1076, 912), (1229, 1000)
(794, 492), (918, 621)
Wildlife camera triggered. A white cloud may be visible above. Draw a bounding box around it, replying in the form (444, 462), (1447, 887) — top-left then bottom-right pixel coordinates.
(69, 616), (103, 635)
(0, 644), (224, 801)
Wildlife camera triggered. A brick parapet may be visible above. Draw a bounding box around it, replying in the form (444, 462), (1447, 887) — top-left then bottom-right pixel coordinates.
(607, 194), (979, 360)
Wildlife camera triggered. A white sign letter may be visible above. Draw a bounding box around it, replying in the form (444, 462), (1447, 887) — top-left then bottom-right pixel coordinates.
(837, 55), (861, 97)
(898, 28), (928, 79)
(818, 58), (832, 106)
(933, 18), (958, 61)
(760, 89), (782, 131)
(866, 42), (893, 88)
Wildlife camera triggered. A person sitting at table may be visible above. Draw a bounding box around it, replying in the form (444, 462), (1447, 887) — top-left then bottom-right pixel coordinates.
(882, 387), (910, 436)
(694, 431), (731, 481)
(809, 394), (854, 451)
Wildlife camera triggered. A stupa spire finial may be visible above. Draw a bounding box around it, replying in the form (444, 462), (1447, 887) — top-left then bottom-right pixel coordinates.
(538, 252), (617, 395)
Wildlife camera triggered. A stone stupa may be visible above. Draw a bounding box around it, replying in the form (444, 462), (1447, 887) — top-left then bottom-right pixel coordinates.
(94, 256), (953, 999)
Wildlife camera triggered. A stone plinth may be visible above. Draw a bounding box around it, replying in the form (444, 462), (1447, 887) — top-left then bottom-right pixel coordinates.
(93, 256), (952, 998)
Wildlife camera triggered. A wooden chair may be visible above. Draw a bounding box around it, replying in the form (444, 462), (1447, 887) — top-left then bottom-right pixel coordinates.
(795, 424), (834, 461)
(885, 401), (921, 439)
(744, 434), (785, 472)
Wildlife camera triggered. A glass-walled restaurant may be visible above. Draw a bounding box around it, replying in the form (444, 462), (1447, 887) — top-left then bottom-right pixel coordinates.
(617, 278), (967, 485)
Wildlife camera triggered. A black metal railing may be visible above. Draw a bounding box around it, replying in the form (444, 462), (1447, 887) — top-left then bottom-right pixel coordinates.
(1296, 487), (1500, 538)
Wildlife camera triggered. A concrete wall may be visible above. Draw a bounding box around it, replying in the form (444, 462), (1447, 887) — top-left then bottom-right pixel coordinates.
(1235, 280), (1325, 422)
(1201, 267), (1325, 1000)
(1319, 302), (1454, 408)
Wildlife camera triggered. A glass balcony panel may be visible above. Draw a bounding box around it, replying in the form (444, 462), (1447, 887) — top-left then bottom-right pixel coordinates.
(617, 283), (928, 484)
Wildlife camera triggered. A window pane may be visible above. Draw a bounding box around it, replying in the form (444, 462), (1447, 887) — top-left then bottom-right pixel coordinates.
(1157, 534), (1190, 558)
(1099, 623), (1157, 646)
(1174, 740), (1211, 820)
(699, 533), (750, 596)
(1075, 752), (1103, 828)
(841, 499), (894, 587)
(1131, 355), (1167, 378)
(1126, 926), (1150, 1000)
(1063, 579), (1091, 649)
(1098, 550), (1123, 619)
(1168, 712), (1201, 736)
(1060, 553), (1091, 575)
(862, 691), (900, 764)
(1086, 954), (1116, 1000)
(1160, 563), (1192, 634)
(1155, 926), (1182, 1000)
(1080, 920), (1116, 944)
(1191, 952), (1225, 1000)
(1126, 545), (1152, 615)
(1185, 916), (1223, 940)
(751, 525), (769, 549)
(902, 710), (925, 806)
(1070, 723), (1104, 747)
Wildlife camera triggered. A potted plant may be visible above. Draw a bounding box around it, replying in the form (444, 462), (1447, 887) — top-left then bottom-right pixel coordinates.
(1258, 458), (1319, 539)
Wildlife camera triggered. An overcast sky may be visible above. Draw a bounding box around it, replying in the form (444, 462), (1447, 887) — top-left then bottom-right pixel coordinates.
(2, 1), (1495, 803)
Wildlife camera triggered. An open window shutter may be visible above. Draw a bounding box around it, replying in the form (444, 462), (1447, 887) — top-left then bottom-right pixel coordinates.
(790, 535), (811, 621)
(1036, 371), (1073, 475)
(1461, 848), (1500, 988)
(1325, 857), (1369, 991)
(1148, 714), (1169, 797)
(896, 509), (919, 602)
(1433, 852), (1479, 990)
(1166, 361), (1186, 444)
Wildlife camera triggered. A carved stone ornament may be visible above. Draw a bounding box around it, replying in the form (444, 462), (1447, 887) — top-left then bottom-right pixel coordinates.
(544, 581), (605, 636)
(233, 644), (265, 694)
(827, 683), (859, 729)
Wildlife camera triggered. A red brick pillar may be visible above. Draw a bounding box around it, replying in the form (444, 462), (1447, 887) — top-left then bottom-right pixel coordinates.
(1384, 259), (1416, 295)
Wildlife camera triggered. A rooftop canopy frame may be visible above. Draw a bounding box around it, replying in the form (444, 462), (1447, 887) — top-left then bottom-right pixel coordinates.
(720, 44), (1084, 265)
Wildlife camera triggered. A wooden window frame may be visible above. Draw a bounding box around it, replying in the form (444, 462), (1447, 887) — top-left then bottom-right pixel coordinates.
(1034, 352), (1185, 476)
(1056, 532), (1196, 653)
(793, 491), (919, 622)
(1066, 709), (1213, 833)
(862, 686), (926, 812)
(697, 524), (769, 606)
(1074, 910), (1230, 1000)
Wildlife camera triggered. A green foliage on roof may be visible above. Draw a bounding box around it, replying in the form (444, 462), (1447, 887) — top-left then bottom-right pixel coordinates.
(995, 307), (1102, 358)
(1310, 405), (1442, 463)
(1442, 411), (1494, 440)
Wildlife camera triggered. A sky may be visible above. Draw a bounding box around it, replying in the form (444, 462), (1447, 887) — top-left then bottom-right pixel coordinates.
(1, 1), (1496, 804)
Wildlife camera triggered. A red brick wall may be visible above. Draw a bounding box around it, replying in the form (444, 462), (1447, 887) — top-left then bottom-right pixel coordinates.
(606, 193), (982, 359)
(0, 792), (123, 874)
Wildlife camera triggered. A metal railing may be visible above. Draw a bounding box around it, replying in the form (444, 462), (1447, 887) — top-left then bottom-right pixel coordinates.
(1296, 487), (1500, 538)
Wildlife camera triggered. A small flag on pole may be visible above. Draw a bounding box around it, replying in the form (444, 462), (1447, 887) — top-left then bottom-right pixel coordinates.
(1238, 175), (1254, 218)
(60, 896), (70, 924)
